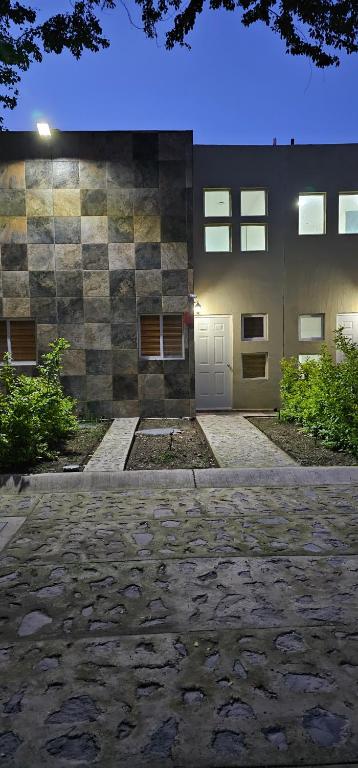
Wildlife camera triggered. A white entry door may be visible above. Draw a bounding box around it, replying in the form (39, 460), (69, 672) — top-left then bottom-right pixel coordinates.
(336, 313), (358, 361)
(194, 315), (233, 409)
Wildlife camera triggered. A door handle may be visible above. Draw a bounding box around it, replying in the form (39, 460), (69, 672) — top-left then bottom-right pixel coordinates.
(226, 363), (233, 371)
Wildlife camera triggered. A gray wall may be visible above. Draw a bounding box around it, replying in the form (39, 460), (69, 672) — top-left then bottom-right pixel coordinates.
(0, 130), (194, 418)
(193, 143), (358, 409)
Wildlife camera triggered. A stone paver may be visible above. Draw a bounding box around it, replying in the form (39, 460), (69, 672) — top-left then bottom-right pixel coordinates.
(0, 484), (357, 766)
(197, 414), (296, 468)
(84, 418), (138, 472)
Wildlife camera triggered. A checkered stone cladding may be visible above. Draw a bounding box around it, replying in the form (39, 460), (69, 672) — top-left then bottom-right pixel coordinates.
(0, 131), (195, 417)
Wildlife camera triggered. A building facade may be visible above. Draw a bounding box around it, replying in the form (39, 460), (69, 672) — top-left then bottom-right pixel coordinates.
(0, 132), (357, 414)
(194, 143), (358, 410)
(0, 130), (195, 418)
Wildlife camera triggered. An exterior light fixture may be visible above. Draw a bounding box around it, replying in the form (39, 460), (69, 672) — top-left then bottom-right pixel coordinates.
(37, 122), (51, 137)
(194, 299), (202, 314)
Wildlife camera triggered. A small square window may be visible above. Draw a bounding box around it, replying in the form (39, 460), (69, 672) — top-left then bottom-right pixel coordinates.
(242, 314), (267, 340)
(298, 314), (324, 341)
(0, 320), (36, 365)
(139, 315), (184, 359)
(339, 193), (358, 234)
(242, 353), (267, 379)
(298, 194), (325, 235)
(298, 354), (321, 363)
(205, 225), (231, 252)
(241, 190), (266, 216)
(204, 189), (231, 217)
(241, 224), (266, 251)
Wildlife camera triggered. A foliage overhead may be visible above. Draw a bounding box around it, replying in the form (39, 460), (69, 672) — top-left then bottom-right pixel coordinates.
(0, 0), (115, 127)
(0, 0), (358, 127)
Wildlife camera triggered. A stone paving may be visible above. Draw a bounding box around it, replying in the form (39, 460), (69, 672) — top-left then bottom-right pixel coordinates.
(197, 414), (296, 468)
(0, 484), (358, 766)
(84, 418), (139, 472)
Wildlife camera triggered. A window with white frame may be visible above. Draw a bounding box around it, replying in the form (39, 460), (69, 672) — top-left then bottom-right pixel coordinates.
(241, 189), (267, 216)
(242, 353), (267, 379)
(204, 189), (231, 217)
(298, 354), (321, 363)
(205, 225), (231, 252)
(139, 315), (184, 359)
(0, 320), (36, 364)
(242, 314), (267, 340)
(298, 314), (324, 341)
(241, 224), (266, 251)
(339, 193), (358, 234)
(298, 194), (325, 235)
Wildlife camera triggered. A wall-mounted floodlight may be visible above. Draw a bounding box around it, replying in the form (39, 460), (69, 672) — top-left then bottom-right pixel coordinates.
(37, 122), (51, 137)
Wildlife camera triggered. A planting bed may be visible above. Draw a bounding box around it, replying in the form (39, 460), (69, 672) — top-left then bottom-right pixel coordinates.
(249, 416), (358, 466)
(126, 418), (217, 470)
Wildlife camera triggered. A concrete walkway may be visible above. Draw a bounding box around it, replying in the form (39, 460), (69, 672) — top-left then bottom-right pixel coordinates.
(0, 480), (357, 766)
(84, 417), (138, 472)
(197, 413), (296, 468)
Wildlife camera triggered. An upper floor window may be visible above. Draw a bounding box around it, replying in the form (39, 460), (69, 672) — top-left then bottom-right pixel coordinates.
(0, 320), (37, 365)
(205, 225), (231, 252)
(139, 315), (184, 359)
(339, 193), (358, 234)
(298, 314), (324, 341)
(204, 189), (231, 217)
(242, 314), (267, 340)
(241, 189), (267, 216)
(298, 354), (321, 363)
(241, 224), (266, 252)
(298, 193), (325, 235)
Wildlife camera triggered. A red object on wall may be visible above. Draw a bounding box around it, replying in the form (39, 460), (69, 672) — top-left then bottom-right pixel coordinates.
(183, 309), (194, 327)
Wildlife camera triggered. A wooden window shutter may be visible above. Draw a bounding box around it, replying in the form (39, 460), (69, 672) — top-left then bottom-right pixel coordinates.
(10, 321), (36, 362)
(243, 316), (264, 339)
(242, 353), (267, 379)
(140, 315), (161, 357)
(163, 315), (183, 358)
(0, 321), (7, 360)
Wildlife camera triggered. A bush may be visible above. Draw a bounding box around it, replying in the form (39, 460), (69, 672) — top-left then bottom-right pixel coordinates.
(280, 329), (358, 455)
(0, 338), (78, 470)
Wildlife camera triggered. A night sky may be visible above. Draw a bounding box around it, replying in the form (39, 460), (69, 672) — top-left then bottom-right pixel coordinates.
(6, 3), (358, 144)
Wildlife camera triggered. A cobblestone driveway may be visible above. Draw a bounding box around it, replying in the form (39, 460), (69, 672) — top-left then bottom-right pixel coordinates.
(0, 485), (358, 767)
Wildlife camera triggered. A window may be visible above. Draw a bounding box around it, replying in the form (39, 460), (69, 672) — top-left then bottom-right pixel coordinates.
(204, 189), (231, 217)
(298, 314), (324, 341)
(241, 190), (266, 216)
(298, 194), (325, 235)
(339, 193), (358, 234)
(139, 315), (184, 359)
(298, 354), (321, 363)
(242, 314), (267, 340)
(241, 224), (266, 251)
(242, 353), (267, 379)
(0, 320), (36, 364)
(205, 225), (231, 252)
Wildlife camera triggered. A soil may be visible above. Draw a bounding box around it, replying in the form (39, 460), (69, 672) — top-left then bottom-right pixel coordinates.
(248, 416), (358, 466)
(126, 418), (218, 470)
(1, 421), (110, 475)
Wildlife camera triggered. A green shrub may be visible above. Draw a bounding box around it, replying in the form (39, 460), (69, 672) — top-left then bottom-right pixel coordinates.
(280, 329), (358, 455)
(0, 338), (78, 470)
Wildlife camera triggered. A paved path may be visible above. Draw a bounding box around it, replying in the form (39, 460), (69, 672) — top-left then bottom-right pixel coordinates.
(84, 417), (138, 472)
(0, 482), (357, 766)
(197, 413), (296, 468)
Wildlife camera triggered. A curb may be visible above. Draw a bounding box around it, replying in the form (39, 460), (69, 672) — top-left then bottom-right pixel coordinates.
(0, 469), (195, 493)
(0, 466), (358, 493)
(194, 466), (358, 487)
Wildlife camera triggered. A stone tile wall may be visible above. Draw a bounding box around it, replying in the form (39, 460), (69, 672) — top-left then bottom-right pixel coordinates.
(0, 131), (194, 417)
